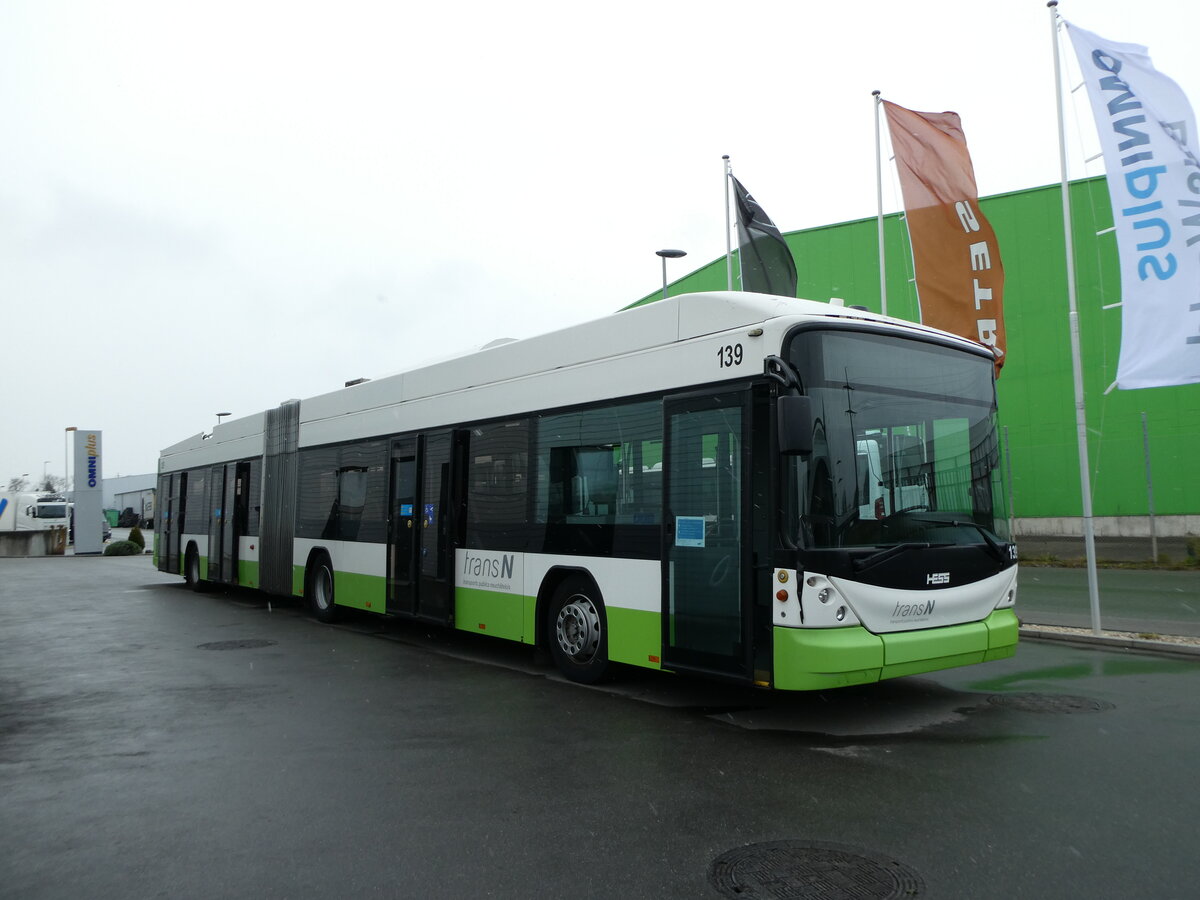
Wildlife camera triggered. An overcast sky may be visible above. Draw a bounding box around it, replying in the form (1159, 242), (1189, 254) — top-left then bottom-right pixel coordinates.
(2, 0), (1196, 485)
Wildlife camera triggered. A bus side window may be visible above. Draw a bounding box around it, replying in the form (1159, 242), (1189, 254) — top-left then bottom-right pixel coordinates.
(535, 400), (662, 543)
(547, 446), (616, 521)
(465, 419), (530, 545)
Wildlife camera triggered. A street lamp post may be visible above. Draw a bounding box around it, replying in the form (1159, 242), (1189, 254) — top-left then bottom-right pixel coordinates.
(216, 412), (231, 426)
(656, 249), (687, 301)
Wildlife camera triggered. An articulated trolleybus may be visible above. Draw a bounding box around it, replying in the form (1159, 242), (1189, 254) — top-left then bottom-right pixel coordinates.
(156, 292), (1018, 689)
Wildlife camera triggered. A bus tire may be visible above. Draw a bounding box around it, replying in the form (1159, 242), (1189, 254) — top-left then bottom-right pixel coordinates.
(306, 552), (340, 623)
(547, 577), (610, 684)
(184, 544), (208, 592)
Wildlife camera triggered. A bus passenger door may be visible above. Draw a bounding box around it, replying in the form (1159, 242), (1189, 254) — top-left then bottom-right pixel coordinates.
(662, 391), (751, 680)
(164, 472), (184, 574)
(219, 463), (238, 582)
(415, 430), (466, 625)
(387, 437), (419, 616)
(207, 465), (227, 582)
(387, 430), (463, 624)
(229, 461), (251, 583)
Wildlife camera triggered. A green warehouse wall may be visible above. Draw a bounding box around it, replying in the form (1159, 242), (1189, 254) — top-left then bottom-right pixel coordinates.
(632, 177), (1200, 532)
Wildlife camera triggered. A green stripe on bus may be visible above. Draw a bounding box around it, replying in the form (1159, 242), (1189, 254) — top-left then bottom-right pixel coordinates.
(237, 560), (260, 589)
(455, 588), (529, 642)
(606, 606), (662, 670)
(449, 592), (663, 667)
(289, 565), (385, 611)
(773, 627), (883, 691)
(188, 558), (261, 588)
(984, 608), (1019, 648)
(882, 650), (988, 680)
(882, 621), (989, 666)
(332, 570), (386, 612)
(772, 610), (1020, 691)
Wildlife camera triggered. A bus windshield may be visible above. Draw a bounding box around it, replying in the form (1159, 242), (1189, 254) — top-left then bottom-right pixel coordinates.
(785, 329), (1009, 550)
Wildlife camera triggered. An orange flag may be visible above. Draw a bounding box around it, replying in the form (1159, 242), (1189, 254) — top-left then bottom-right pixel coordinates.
(883, 101), (1006, 373)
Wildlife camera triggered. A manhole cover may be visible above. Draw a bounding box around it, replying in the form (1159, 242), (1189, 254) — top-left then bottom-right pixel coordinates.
(988, 693), (1114, 714)
(709, 840), (924, 899)
(196, 639), (277, 651)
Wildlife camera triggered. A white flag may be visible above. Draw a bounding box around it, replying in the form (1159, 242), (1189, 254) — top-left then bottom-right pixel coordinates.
(1066, 21), (1200, 389)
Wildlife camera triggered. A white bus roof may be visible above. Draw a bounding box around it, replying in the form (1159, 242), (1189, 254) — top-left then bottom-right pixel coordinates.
(160, 292), (982, 469)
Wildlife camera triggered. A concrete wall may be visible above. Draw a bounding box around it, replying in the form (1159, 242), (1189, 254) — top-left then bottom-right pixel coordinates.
(1014, 515), (1200, 538)
(0, 528), (67, 557)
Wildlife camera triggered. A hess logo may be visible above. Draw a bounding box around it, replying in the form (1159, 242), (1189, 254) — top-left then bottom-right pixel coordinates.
(926, 572), (950, 586)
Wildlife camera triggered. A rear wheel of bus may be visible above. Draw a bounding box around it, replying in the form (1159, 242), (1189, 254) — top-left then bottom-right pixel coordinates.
(306, 552), (340, 623)
(547, 576), (610, 684)
(184, 544), (208, 592)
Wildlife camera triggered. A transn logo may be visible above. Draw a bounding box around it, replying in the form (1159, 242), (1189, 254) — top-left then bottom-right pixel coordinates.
(926, 572), (950, 586)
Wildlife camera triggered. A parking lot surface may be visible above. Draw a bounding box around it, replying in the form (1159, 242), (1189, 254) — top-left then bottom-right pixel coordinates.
(4, 555), (1200, 898)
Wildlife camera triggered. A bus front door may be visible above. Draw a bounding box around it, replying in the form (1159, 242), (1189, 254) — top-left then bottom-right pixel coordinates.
(388, 431), (463, 624)
(662, 391), (751, 680)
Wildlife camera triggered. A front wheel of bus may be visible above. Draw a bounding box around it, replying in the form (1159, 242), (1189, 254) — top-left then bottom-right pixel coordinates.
(548, 578), (610, 684)
(306, 553), (340, 624)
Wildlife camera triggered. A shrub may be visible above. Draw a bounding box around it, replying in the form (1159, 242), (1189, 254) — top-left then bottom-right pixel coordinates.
(103, 540), (142, 556)
(128, 526), (146, 549)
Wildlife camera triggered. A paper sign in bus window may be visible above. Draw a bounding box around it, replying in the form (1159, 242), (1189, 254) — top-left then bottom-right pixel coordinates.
(675, 516), (705, 548)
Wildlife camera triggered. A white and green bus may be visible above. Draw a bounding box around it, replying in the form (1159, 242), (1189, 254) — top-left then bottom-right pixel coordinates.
(155, 292), (1018, 690)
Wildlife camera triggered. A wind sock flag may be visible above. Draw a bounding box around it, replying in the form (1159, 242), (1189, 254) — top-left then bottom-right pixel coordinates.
(731, 177), (797, 297)
(883, 101), (1006, 372)
(1066, 21), (1200, 389)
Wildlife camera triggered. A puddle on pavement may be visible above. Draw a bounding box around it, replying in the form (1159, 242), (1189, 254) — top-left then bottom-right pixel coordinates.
(969, 656), (1200, 692)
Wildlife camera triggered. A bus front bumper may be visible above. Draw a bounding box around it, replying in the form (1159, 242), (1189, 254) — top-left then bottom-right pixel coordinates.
(772, 608), (1019, 691)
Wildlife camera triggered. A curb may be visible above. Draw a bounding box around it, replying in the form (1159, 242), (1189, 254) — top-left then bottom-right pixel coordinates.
(1019, 626), (1200, 660)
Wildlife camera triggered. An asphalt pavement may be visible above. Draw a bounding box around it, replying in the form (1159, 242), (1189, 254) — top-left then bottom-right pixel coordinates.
(4, 554), (1200, 899)
(1017, 565), (1200, 637)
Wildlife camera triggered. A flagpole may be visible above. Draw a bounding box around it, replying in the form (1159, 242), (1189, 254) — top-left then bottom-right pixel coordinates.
(1049, 0), (1103, 636)
(723, 155), (733, 290)
(873, 90), (888, 317)
(730, 164), (744, 291)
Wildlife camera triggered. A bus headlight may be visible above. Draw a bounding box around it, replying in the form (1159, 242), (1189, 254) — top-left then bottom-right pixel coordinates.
(797, 573), (860, 628)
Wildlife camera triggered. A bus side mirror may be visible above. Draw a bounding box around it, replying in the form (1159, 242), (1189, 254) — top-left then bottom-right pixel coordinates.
(777, 395), (814, 456)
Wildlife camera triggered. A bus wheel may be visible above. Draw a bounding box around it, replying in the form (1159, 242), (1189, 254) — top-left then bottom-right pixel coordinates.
(548, 578), (610, 684)
(184, 545), (206, 592)
(306, 553), (340, 623)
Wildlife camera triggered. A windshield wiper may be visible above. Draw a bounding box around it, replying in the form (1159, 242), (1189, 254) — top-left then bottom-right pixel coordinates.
(922, 518), (1006, 563)
(852, 542), (934, 573)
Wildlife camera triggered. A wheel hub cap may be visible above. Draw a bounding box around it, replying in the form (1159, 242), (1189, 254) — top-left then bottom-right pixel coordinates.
(556, 595), (600, 661)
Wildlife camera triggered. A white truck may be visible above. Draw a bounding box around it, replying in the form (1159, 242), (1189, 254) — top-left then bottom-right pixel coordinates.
(0, 492), (71, 556)
(0, 493), (71, 532)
